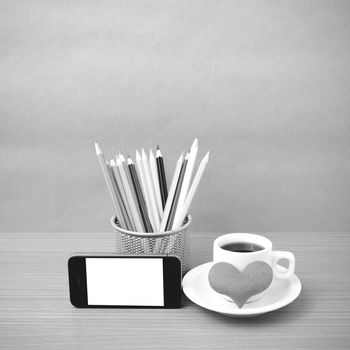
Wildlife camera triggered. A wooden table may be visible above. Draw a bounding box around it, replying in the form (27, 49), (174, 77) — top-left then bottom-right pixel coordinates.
(0, 232), (349, 349)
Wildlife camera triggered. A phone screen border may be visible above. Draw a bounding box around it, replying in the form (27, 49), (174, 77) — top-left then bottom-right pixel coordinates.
(68, 255), (182, 308)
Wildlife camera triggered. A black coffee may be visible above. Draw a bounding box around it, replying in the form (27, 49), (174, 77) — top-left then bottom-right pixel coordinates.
(221, 242), (264, 253)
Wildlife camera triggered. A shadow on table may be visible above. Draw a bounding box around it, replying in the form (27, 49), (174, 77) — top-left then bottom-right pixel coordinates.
(182, 287), (311, 326)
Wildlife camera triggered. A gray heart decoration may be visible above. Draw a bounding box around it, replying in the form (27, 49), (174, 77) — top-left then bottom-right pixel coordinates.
(208, 261), (273, 308)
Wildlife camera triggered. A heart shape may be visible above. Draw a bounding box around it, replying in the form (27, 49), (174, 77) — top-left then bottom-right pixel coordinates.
(208, 261), (273, 308)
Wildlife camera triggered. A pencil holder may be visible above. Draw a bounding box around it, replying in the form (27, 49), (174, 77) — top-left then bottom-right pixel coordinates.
(111, 215), (192, 274)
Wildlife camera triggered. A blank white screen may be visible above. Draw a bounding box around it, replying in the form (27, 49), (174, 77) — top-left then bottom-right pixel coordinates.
(85, 258), (164, 306)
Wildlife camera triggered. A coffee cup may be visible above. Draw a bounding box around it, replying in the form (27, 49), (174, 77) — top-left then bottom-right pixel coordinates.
(213, 233), (295, 303)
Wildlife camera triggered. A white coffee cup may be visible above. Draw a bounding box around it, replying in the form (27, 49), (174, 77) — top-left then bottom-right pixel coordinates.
(213, 233), (295, 303)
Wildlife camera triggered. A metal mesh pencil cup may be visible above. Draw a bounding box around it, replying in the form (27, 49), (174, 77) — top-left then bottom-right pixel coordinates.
(111, 215), (191, 274)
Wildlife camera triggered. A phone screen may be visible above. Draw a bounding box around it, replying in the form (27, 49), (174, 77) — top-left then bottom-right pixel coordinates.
(85, 258), (164, 306)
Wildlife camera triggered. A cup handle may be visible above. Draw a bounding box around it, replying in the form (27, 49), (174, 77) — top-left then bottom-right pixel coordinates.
(272, 251), (295, 279)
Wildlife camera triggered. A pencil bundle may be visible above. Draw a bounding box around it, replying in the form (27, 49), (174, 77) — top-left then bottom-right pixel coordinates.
(95, 138), (209, 233)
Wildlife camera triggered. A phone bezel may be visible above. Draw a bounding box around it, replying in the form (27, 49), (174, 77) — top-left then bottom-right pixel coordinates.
(68, 255), (182, 308)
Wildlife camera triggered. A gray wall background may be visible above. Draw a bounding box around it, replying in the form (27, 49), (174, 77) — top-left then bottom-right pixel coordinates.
(1, 0), (349, 233)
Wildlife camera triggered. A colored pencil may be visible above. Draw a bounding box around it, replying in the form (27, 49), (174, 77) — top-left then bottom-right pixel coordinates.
(159, 153), (184, 232)
(136, 150), (158, 231)
(119, 153), (147, 232)
(95, 142), (127, 229)
(149, 149), (163, 218)
(127, 156), (153, 232)
(172, 152), (209, 229)
(173, 138), (198, 228)
(110, 159), (135, 231)
(141, 148), (160, 231)
(165, 152), (189, 231)
(118, 154), (140, 219)
(156, 145), (168, 209)
(116, 156), (144, 232)
(109, 159), (134, 231)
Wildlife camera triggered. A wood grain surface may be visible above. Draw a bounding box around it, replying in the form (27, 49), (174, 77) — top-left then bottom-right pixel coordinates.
(0, 231), (349, 349)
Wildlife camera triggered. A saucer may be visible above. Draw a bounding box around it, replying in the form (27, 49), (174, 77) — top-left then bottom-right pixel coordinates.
(182, 262), (301, 317)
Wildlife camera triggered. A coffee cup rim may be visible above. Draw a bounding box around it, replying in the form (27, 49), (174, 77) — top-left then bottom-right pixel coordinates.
(214, 233), (272, 254)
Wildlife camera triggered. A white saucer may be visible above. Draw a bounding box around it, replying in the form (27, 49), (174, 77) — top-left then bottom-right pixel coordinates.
(182, 262), (302, 317)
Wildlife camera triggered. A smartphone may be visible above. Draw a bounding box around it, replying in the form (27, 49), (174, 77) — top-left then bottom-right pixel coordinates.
(68, 255), (182, 308)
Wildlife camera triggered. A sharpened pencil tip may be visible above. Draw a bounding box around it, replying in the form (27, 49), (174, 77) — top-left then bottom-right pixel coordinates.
(95, 142), (102, 155)
(157, 145), (160, 150)
(175, 152), (184, 164)
(136, 150), (141, 160)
